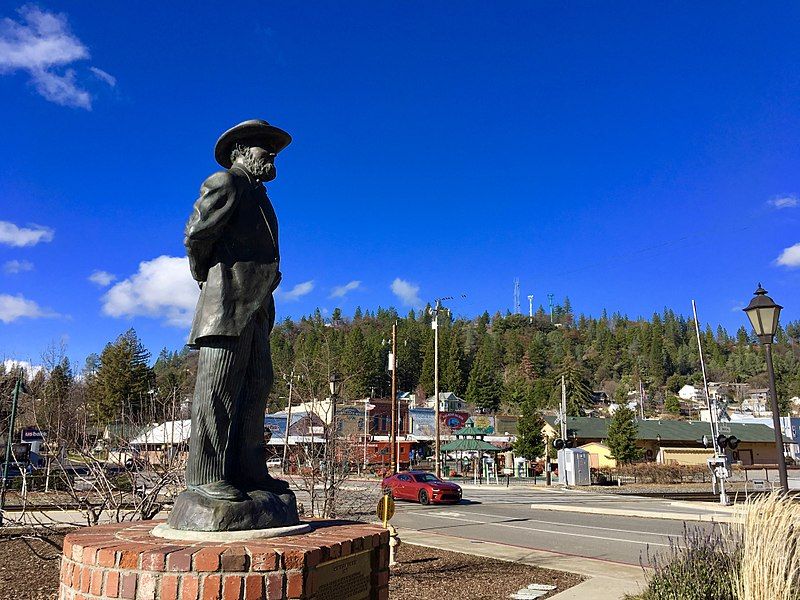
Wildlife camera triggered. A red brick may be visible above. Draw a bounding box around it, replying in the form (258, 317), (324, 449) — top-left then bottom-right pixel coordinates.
(105, 571), (121, 598)
(64, 538), (74, 559)
(221, 549), (248, 572)
(161, 575), (179, 600)
(377, 585), (389, 600)
(203, 575), (222, 600)
(286, 570), (303, 599)
(80, 567), (91, 593)
(378, 547), (389, 570)
(118, 547), (142, 569)
(249, 549), (279, 572)
(138, 573), (158, 600)
(72, 544), (85, 562)
(120, 573), (137, 599)
(222, 575), (243, 600)
(181, 575), (200, 600)
(167, 549), (194, 572)
(265, 573), (283, 600)
(350, 536), (364, 553)
(282, 550), (307, 570)
(376, 570), (389, 587)
(141, 549), (167, 571)
(243, 575), (264, 600)
(90, 568), (104, 595)
(193, 548), (223, 572)
(98, 547), (118, 568)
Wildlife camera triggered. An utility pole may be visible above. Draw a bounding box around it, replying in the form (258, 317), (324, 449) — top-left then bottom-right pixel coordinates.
(513, 278), (520, 314)
(390, 321), (398, 473)
(432, 300), (445, 478)
(560, 375), (567, 441)
(0, 376), (22, 527)
(527, 294), (534, 323)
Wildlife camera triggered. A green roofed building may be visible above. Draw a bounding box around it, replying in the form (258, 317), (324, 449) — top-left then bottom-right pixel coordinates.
(542, 416), (787, 466)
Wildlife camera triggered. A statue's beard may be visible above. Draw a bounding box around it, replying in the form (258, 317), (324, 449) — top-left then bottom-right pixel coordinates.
(242, 154), (275, 181)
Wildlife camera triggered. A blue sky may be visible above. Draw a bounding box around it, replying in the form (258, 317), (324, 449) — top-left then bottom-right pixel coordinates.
(2, 2), (799, 368)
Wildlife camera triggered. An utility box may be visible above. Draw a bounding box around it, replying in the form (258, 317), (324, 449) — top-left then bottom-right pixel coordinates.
(557, 448), (591, 486)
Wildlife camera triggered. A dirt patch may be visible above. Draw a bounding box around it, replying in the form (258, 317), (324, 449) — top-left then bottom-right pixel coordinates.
(0, 534), (63, 600)
(392, 543), (582, 599)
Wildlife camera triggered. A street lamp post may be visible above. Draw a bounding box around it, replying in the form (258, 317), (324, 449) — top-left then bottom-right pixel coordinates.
(743, 284), (789, 493)
(327, 372), (342, 511)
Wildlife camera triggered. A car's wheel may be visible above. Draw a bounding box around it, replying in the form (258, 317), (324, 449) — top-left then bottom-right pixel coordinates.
(418, 489), (430, 505)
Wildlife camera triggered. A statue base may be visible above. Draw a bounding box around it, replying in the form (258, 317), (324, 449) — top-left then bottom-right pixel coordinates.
(167, 488), (299, 532)
(58, 519), (389, 600)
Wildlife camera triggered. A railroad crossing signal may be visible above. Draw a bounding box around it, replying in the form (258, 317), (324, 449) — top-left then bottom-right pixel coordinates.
(553, 438), (575, 450)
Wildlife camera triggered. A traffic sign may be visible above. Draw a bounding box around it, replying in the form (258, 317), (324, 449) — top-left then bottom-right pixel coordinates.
(377, 494), (395, 525)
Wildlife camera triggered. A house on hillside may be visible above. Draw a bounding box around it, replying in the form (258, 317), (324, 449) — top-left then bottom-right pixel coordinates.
(542, 416), (787, 466)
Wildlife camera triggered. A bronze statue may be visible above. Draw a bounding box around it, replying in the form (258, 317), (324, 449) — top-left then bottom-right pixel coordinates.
(168, 120), (300, 531)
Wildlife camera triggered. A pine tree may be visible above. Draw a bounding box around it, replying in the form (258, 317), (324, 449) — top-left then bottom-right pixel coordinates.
(514, 399), (544, 460)
(606, 405), (642, 464)
(440, 329), (467, 396)
(92, 329), (153, 424)
(466, 336), (502, 412)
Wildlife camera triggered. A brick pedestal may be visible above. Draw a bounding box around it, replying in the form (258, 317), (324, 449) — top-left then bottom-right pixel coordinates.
(58, 520), (389, 600)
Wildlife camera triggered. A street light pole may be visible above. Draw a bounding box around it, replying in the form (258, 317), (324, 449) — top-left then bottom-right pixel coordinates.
(282, 370), (299, 474)
(764, 342), (789, 492)
(744, 284), (789, 493)
(390, 321), (398, 473)
(433, 301), (441, 478)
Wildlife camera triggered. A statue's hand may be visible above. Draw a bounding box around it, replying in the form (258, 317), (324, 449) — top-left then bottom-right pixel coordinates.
(198, 281), (204, 290)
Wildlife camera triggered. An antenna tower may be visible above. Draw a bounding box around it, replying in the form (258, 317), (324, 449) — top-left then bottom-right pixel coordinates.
(513, 278), (520, 314)
(547, 293), (554, 323)
(527, 294), (534, 323)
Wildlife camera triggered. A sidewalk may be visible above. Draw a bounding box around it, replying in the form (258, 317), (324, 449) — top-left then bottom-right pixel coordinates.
(400, 529), (646, 600)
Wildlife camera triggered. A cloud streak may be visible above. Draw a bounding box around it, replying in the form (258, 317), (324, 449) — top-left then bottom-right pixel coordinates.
(330, 280), (361, 299)
(776, 243), (800, 268)
(276, 280), (314, 302)
(3, 259), (33, 274)
(88, 270), (116, 287)
(768, 195), (798, 209)
(0, 5), (113, 109)
(0, 220), (54, 246)
(102, 255), (199, 327)
(0, 293), (59, 323)
(391, 277), (421, 306)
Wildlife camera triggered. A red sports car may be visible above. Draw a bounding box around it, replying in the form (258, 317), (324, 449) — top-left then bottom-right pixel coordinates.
(381, 471), (462, 505)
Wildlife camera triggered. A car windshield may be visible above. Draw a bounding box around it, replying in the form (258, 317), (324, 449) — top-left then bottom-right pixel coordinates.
(413, 473), (441, 483)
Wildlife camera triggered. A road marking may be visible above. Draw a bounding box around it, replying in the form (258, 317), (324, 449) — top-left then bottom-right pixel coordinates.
(395, 510), (672, 547)
(397, 506), (684, 539)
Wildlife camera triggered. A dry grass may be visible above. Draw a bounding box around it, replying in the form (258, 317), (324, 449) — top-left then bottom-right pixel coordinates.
(734, 493), (800, 600)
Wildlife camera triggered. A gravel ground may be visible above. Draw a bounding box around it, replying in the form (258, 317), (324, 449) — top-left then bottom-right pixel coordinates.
(392, 543), (582, 599)
(0, 533), (581, 600)
(0, 534), (63, 600)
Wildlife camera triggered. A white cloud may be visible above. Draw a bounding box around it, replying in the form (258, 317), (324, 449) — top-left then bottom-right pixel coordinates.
(776, 243), (800, 268)
(2, 359), (43, 379)
(88, 269), (116, 287)
(0, 220), (54, 246)
(330, 280), (361, 299)
(101, 255), (199, 327)
(0, 293), (58, 323)
(391, 277), (421, 306)
(276, 280), (314, 302)
(768, 195), (798, 209)
(3, 259), (33, 274)
(0, 5), (113, 109)
(88, 66), (115, 86)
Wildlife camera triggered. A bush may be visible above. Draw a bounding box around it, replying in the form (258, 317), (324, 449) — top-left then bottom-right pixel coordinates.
(627, 524), (739, 600)
(610, 463), (709, 484)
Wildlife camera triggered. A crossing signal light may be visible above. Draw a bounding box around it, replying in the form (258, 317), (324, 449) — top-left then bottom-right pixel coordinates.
(717, 434), (740, 450)
(553, 438), (575, 450)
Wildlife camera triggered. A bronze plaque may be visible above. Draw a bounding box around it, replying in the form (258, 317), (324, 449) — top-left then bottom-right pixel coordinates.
(316, 550), (372, 600)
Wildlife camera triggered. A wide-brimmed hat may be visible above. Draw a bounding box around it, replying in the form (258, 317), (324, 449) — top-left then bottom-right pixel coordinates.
(214, 119), (292, 168)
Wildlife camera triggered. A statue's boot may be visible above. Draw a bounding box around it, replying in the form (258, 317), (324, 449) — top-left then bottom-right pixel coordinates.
(189, 480), (246, 502)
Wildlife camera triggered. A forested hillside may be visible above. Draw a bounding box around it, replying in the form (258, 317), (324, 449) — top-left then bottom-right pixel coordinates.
(5, 301), (800, 430)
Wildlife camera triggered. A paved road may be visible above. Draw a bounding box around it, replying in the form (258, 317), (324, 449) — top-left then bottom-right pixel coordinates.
(390, 485), (722, 566)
